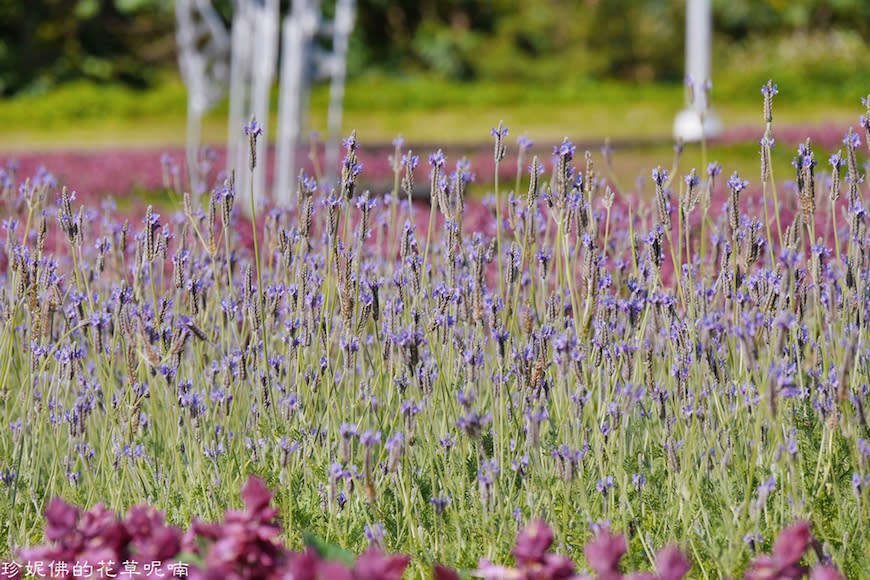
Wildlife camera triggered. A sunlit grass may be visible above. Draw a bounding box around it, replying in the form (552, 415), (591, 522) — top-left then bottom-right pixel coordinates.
(0, 72), (860, 152)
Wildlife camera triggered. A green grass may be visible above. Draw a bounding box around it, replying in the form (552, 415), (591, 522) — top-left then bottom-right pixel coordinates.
(0, 71), (861, 152)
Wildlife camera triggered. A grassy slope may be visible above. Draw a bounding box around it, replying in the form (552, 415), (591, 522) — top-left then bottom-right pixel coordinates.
(0, 73), (860, 152)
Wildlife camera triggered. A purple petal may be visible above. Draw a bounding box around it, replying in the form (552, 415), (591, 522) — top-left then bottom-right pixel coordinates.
(241, 476), (273, 514)
(655, 545), (691, 580)
(584, 530), (627, 574)
(44, 498), (80, 541)
(353, 547), (411, 580)
(512, 519), (554, 565)
(433, 564), (461, 580)
(809, 565), (845, 580)
(772, 521), (811, 569)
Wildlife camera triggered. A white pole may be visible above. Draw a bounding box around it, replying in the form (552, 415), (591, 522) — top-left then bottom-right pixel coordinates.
(228, 1), (251, 200)
(324, 0), (355, 183)
(274, 3), (311, 206)
(673, 0), (721, 142)
(250, 0), (278, 211)
(177, 0), (230, 199)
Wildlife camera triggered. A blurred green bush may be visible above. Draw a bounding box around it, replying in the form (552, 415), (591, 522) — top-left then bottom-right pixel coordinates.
(1, 0), (869, 97)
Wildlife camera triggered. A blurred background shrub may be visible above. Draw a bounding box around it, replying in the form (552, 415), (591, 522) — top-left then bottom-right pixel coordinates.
(2, 0), (869, 97)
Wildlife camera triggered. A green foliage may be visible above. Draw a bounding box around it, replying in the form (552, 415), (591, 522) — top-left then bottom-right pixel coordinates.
(714, 30), (870, 103)
(3, 0), (870, 97)
(303, 531), (357, 566)
(0, 0), (175, 95)
(0, 74), (188, 130)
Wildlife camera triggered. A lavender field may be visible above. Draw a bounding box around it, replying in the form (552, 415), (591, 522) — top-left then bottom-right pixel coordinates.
(0, 83), (868, 578)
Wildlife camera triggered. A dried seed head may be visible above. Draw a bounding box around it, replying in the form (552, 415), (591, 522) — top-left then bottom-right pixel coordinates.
(762, 80), (777, 124)
(244, 265), (253, 306)
(138, 327), (162, 371)
(602, 185), (615, 210)
(492, 121), (507, 164)
(298, 195), (312, 239)
(169, 326), (190, 357)
(246, 117), (263, 171)
(118, 220), (129, 257)
(72, 206), (84, 248)
(223, 172), (235, 221)
(527, 156), (541, 210)
(156, 231), (168, 262)
(811, 245), (822, 284)
(522, 301), (534, 335)
(37, 215), (47, 255)
(784, 217), (800, 251)
(144, 205), (155, 263)
(797, 139), (816, 228)
(327, 198), (340, 243)
(642, 342), (654, 390)
(207, 195), (217, 255)
(250, 300), (262, 331)
(507, 243), (520, 285)
(189, 279), (200, 316)
(830, 150), (842, 202)
(741, 220), (762, 269)
(760, 136), (772, 184)
(358, 190), (372, 242)
(402, 150), (416, 198)
(727, 172), (748, 234)
(653, 167), (671, 229)
(719, 243), (733, 294)
(650, 228), (664, 272)
(173, 255), (185, 290)
(58, 187), (78, 244)
(681, 169), (700, 215)
(846, 128), (860, 204)
(185, 317), (209, 342)
(582, 236), (599, 298)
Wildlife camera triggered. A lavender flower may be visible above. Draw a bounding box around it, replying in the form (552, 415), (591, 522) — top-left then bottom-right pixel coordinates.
(428, 150), (447, 169)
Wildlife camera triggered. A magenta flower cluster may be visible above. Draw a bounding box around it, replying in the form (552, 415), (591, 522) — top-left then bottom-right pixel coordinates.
(2, 479), (845, 580)
(3, 477), (410, 580)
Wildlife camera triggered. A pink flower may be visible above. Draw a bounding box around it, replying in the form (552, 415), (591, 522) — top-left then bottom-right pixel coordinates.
(772, 521), (812, 570)
(18, 500), (131, 580)
(474, 520), (582, 580)
(352, 547), (411, 580)
(512, 520), (555, 566)
(124, 505), (182, 562)
(745, 521), (815, 580)
(43, 498), (80, 542)
(584, 530), (627, 576)
(278, 548), (353, 580)
(182, 476), (287, 578)
(809, 565), (845, 580)
(241, 475), (275, 516)
(539, 553), (582, 578)
(433, 564), (461, 580)
(472, 559), (524, 580)
(655, 545), (690, 580)
(744, 556), (806, 580)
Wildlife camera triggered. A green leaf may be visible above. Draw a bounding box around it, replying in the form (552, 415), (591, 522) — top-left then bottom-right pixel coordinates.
(74, 0), (99, 19)
(173, 550), (206, 569)
(302, 530), (356, 567)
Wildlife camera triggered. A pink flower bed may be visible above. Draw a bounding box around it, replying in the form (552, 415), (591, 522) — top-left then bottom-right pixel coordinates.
(0, 121), (852, 199)
(0, 478), (844, 580)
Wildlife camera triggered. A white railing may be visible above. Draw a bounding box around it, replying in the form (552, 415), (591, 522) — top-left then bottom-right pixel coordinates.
(175, 0), (356, 211)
